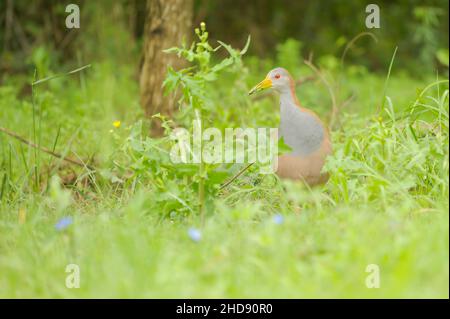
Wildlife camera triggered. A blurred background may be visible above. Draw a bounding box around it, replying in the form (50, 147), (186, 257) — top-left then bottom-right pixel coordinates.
(1, 0), (448, 79)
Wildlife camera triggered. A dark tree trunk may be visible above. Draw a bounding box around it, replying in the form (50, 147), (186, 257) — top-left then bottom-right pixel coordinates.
(139, 0), (193, 136)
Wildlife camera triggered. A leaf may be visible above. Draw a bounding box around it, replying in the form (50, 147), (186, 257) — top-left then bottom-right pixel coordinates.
(163, 47), (179, 54)
(217, 40), (239, 58)
(211, 57), (234, 73)
(436, 49), (449, 67)
(240, 35), (251, 55)
(278, 136), (293, 154)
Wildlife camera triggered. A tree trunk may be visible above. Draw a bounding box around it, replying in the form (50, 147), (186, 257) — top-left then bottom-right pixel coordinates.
(139, 0), (193, 136)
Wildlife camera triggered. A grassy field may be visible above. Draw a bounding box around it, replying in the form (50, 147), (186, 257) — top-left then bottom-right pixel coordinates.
(0, 31), (448, 298)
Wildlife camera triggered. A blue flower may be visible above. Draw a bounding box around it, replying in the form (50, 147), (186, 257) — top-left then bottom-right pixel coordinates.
(272, 214), (284, 225)
(188, 228), (202, 242)
(55, 216), (73, 231)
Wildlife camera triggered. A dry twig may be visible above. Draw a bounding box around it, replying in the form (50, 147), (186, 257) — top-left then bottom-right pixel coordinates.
(0, 127), (95, 171)
(219, 162), (254, 190)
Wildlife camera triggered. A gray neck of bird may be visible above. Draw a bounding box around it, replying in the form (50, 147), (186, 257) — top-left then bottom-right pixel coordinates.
(279, 87), (300, 109)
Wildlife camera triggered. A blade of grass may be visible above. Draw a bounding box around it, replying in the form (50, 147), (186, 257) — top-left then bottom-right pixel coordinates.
(378, 46), (398, 114)
(32, 64), (91, 86)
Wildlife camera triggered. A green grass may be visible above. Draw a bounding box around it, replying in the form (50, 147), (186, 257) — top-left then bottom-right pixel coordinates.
(0, 37), (448, 298)
(1, 201), (447, 298)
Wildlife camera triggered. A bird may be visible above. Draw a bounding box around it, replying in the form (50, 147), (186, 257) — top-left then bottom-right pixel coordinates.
(248, 67), (332, 185)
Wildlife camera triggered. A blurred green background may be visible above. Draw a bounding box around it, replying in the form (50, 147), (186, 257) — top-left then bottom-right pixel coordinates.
(1, 0), (448, 79)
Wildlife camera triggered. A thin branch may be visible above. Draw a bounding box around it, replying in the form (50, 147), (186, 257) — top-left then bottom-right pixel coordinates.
(341, 32), (378, 66)
(295, 75), (316, 86)
(303, 59), (338, 128)
(331, 92), (356, 129)
(340, 92), (356, 110)
(219, 162), (254, 190)
(0, 127), (95, 171)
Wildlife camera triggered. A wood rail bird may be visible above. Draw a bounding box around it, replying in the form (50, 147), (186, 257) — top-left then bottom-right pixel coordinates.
(249, 67), (332, 185)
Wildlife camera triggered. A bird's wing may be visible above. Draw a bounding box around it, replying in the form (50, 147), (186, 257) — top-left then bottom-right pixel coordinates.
(280, 105), (325, 156)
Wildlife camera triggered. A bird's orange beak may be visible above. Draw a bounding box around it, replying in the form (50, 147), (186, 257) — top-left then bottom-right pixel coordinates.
(248, 77), (272, 95)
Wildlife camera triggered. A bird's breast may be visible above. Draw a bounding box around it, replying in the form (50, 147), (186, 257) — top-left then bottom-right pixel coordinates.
(279, 102), (325, 156)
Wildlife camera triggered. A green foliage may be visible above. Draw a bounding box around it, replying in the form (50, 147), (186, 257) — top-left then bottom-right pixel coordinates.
(163, 22), (250, 120)
(1, 1), (448, 78)
(413, 6), (446, 67)
(326, 85), (449, 207)
(275, 39), (303, 76)
(27, 46), (54, 79)
(153, 23), (251, 219)
(108, 120), (201, 219)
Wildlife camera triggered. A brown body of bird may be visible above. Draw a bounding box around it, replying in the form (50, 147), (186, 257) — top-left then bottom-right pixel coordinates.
(249, 67), (332, 185)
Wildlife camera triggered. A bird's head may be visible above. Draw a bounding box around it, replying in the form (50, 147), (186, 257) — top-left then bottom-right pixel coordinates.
(248, 67), (293, 95)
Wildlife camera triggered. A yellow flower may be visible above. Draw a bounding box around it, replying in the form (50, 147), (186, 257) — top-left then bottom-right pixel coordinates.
(113, 120), (121, 128)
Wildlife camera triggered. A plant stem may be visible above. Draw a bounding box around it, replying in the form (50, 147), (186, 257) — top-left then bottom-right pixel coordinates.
(219, 162), (254, 190)
(199, 161), (205, 226)
(195, 109), (205, 225)
(31, 74), (39, 191)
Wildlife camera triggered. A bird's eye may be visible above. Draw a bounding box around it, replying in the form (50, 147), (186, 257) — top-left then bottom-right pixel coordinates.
(274, 74), (281, 79)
